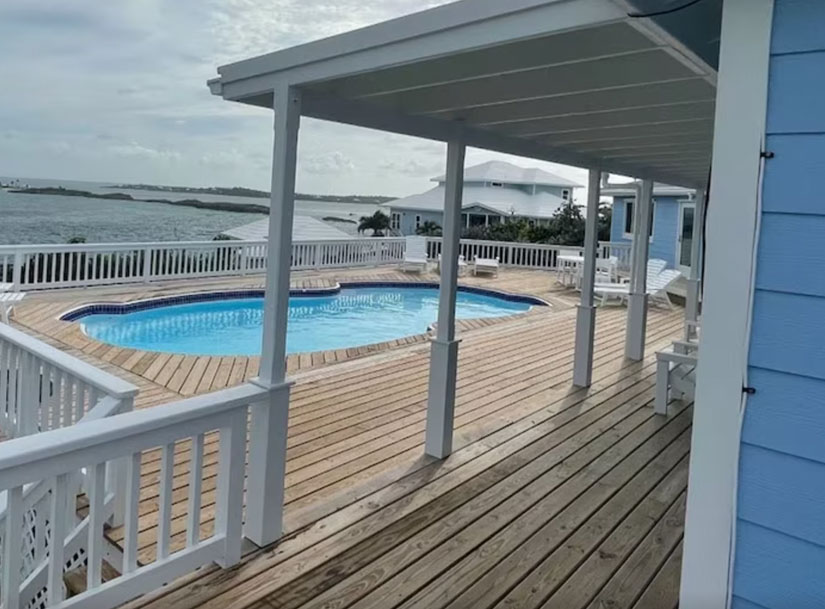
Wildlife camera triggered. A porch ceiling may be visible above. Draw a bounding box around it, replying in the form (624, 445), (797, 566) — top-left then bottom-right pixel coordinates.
(210, 0), (719, 188)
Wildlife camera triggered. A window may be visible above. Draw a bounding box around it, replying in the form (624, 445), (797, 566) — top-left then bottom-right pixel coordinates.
(624, 200), (634, 236)
(488, 215), (501, 225)
(415, 215), (422, 230)
(561, 189), (570, 201)
(390, 212), (401, 230)
(623, 199), (655, 238)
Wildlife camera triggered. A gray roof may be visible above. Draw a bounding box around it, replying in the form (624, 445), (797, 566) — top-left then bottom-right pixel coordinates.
(383, 184), (567, 220)
(601, 182), (695, 198)
(221, 215), (353, 241)
(431, 160), (581, 188)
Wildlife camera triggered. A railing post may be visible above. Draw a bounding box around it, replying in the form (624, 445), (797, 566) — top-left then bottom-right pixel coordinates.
(313, 243), (321, 270)
(142, 247), (152, 284)
(107, 395), (134, 527)
(13, 251), (23, 290)
(240, 245), (248, 276)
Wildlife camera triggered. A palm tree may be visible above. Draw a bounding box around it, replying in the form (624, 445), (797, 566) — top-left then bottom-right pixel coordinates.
(358, 211), (391, 236)
(416, 220), (442, 236)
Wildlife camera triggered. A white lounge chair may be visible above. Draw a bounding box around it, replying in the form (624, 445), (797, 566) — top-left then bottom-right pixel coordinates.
(400, 236), (429, 273)
(473, 256), (499, 277)
(594, 263), (680, 308)
(437, 253), (467, 275)
(0, 292), (25, 323)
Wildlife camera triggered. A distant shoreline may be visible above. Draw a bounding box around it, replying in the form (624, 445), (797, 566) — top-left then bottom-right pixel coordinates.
(104, 183), (394, 204)
(8, 186), (390, 216)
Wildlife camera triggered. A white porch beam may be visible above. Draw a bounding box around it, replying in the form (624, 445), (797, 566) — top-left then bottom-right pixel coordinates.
(425, 134), (466, 459)
(680, 1), (774, 606)
(685, 189), (707, 325)
(246, 84), (301, 547)
(573, 168), (602, 387)
(625, 179), (653, 361)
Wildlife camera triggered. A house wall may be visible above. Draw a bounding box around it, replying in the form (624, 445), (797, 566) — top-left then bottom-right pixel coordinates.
(396, 210), (443, 235)
(609, 196), (681, 268)
(732, 2), (825, 607)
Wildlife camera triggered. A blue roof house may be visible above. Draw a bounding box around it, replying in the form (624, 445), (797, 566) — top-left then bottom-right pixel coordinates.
(604, 183), (696, 271)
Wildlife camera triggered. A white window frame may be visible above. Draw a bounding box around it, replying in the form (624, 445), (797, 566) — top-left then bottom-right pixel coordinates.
(679, 2), (774, 608)
(623, 199), (635, 238)
(414, 214), (422, 230)
(390, 212), (401, 230)
(561, 188), (570, 201)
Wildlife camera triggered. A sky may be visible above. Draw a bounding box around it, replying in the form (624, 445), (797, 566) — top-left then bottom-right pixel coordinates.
(0, 0), (602, 199)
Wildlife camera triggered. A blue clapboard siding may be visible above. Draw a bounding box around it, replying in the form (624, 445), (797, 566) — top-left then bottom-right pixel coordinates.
(733, 1), (825, 606)
(608, 195), (681, 268)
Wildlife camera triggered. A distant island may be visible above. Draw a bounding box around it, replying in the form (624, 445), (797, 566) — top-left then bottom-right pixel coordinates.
(10, 187), (269, 214)
(105, 183), (394, 204)
(10, 185), (395, 215)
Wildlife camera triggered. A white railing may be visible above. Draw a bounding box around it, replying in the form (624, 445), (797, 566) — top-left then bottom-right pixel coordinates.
(0, 237), (631, 292)
(0, 323), (139, 439)
(0, 238), (408, 291)
(425, 238), (632, 271)
(0, 382), (264, 609)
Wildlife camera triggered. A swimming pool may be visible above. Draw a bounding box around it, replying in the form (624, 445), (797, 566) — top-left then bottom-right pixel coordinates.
(75, 285), (538, 356)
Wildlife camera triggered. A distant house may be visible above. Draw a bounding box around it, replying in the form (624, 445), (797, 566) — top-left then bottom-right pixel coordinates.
(221, 215), (353, 241)
(382, 160), (582, 235)
(604, 183), (696, 271)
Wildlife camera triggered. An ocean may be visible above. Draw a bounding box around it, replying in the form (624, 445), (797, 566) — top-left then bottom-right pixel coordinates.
(0, 177), (382, 245)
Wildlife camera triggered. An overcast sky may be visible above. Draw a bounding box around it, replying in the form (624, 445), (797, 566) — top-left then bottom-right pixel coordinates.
(0, 0), (600, 198)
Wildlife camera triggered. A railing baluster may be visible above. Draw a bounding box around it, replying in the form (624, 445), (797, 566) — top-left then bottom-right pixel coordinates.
(186, 433), (204, 548)
(86, 461), (106, 590)
(3, 485), (23, 609)
(157, 442), (175, 560)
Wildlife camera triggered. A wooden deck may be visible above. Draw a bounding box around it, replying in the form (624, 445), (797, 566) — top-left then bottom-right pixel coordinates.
(11, 267), (689, 609)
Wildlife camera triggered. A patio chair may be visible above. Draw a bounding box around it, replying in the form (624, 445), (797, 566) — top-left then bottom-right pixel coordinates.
(400, 236), (429, 273)
(437, 253), (467, 276)
(473, 256), (499, 277)
(595, 256), (619, 284)
(0, 292), (26, 323)
(655, 347), (698, 415)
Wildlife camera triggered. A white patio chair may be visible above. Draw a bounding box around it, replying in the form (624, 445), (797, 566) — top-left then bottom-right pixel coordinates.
(595, 256), (619, 284)
(400, 236), (429, 273)
(0, 292), (26, 323)
(655, 347), (698, 415)
(473, 256), (499, 277)
(437, 253), (467, 275)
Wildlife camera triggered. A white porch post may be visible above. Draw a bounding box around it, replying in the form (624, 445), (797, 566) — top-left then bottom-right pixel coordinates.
(625, 179), (653, 360)
(246, 84), (301, 546)
(425, 135), (465, 459)
(685, 189), (707, 326)
(573, 168), (601, 387)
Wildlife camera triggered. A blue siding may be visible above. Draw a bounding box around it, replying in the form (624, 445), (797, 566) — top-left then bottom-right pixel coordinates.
(734, 2), (825, 606)
(608, 195), (682, 268)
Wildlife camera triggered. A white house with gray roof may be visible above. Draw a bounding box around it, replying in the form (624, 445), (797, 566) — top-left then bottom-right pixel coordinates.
(382, 160), (581, 235)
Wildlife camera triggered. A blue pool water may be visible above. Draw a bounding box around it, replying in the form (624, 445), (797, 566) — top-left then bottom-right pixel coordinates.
(79, 287), (533, 356)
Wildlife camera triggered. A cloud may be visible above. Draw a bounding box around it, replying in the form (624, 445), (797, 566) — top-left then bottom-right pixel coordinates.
(109, 142), (182, 162)
(301, 151), (356, 175)
(379, 159), (444, 177)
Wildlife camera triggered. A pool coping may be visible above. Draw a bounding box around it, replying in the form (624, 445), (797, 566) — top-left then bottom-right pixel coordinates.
(59, 281), (549, 322)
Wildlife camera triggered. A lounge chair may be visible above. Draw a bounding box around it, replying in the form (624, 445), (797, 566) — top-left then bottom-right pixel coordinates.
(0, 292), (25, 323)
(594, 263), (679, 308)
(400, 236), (429, 273)
(595, 256), (619, 284)
(473, 256), (499, 277)
(655, 347), (697, 414)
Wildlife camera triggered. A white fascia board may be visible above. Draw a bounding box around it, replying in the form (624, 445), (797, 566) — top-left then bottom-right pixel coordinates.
(214, 0), (625, 94)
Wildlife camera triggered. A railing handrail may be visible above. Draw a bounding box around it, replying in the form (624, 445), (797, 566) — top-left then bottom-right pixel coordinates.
(0, 383), (263, 489)
(0, 236), (407, 254)
(0, 323), (138, 399)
